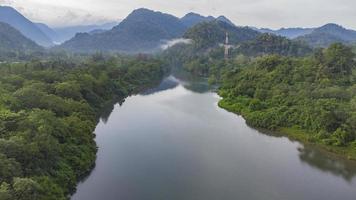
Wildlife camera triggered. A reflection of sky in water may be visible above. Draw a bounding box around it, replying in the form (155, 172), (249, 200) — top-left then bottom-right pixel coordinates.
(74, 76), (356, 200)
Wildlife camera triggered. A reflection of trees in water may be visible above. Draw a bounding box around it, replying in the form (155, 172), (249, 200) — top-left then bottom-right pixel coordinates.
(99, 98), (125, 124)
(140, 76), (179, 95)
(172, 71), (215, 94)
(252, 129), (356, 182)
(183, 83), (212, 94)
(140, 75), (215, 95)
(298, 146), (356, 182)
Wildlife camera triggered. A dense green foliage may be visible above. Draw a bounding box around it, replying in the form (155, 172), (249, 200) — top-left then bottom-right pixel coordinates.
(0, 55), (167, 199)
(164, 32), (313, 82)
(218, 43), (356, 154)
(234, 33), (312, 57)
(183, 20), (260, 49)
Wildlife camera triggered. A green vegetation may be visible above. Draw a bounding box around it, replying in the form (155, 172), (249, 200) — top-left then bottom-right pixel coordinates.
(218, 43), (356, 159)
(164, 24), (312, 81)
(234, 33), (312, 57)
(0, 55), (167, 199)
(183, 20), (260, 50)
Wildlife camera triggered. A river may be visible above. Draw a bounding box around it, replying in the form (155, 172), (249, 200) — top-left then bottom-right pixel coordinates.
(72, 76), (356, 200)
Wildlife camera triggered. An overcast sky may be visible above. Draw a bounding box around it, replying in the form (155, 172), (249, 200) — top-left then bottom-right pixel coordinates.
(1, 0), (356, 29)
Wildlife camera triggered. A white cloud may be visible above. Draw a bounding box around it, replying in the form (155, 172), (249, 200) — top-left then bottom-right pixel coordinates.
(1, 0), (356, 29)
(160, 38), (192, 50)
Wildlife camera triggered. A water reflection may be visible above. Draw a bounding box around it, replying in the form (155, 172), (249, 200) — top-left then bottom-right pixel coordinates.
(298, 145), (356, 182)
(257, 128), (356, 181)
(99, 98), (125, 124)
(76, 76), (356, 200)
(141, 76), (180, 95)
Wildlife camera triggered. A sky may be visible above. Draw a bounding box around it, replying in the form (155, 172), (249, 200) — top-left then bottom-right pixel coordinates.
(1, 0), (356, 29)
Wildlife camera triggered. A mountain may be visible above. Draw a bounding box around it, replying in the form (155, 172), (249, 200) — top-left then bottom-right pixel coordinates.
(183, 20), (260, 49)
(35, 23), (59, 44)
(53, 22), (118, 43)
(0, 6), (53, 47)
(216, 16), (235, 26)
(57, 8), (187, 53)
(180, 13), (235, 28)
(295, 23), (356, 47)
(0, 21), (42, 52)
(180, 13), (215, 27)
(236, 33), (313, 57)
(89, 29), (106, 35)
(258, 27), (314, 39)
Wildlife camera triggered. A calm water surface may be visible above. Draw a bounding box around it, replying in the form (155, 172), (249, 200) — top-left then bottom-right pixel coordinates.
(72, 76), (356, 200)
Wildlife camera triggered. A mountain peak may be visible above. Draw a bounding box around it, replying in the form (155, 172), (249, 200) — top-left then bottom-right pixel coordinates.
(131, 8), (155, 14)
(0, 6), (53, 47)
(319, 23), (345, 30)
(184, 12), (203, 17)
(216, 16), (235, 26)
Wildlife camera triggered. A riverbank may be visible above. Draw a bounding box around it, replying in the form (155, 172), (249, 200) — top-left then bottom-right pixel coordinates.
(218, 98), (356, 161)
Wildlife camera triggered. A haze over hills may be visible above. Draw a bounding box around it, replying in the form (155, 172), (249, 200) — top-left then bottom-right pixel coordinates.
(180, 12), (235, 28)
(52, 22), (119, 43)
(0, 6), (53, 47)
(57, 8), (187, 53)
(57, 8), (253, 53)
(1, 5), (356, 53)
(296, 23), (356, 47)
(257, 27), (315, 39)
(35, 23), (59, 44)
(0, 21), (42, 52)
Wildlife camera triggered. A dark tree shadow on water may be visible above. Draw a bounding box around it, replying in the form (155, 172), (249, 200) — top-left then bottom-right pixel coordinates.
(140, 76), (179, 96)
(249, 127), (356, 182)
(298, 146), (356, 182)
(99, 98), (126, 124)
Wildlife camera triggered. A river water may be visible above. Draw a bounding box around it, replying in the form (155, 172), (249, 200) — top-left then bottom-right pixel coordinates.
(72, 76), (356, 200)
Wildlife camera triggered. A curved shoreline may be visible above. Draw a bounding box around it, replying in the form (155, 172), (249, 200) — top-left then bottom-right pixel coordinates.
(218, 98), (356, 161)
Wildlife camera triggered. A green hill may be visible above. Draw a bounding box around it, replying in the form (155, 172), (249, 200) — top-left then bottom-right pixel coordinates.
(0, 22), (42, 52)
(57, 8), (186, 53)
(235, 33), (313, 57)
(296, 24), (356, 47)
(183, 20), (260, 49)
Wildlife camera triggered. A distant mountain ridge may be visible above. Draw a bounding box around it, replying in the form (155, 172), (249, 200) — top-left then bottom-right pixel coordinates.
(296, 23), (356, 47)
(180, 12), (235, 28)
(0, 6), (53, 47)
(57, 8), (243, 53)
(57, 8), (188, 53)
(258, 27), (315, 39)
(0, 21), (42, 52)
(52, 22), (119, 43)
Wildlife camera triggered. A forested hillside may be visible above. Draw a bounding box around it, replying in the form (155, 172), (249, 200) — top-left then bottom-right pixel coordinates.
(0, 55), (168, 199)
(218, 43), (356, 158)
(58, 8), (186, 53)
(234, 33), (312, 57)
(183, 20), (260, 49)
(0, 22), (43, 59)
